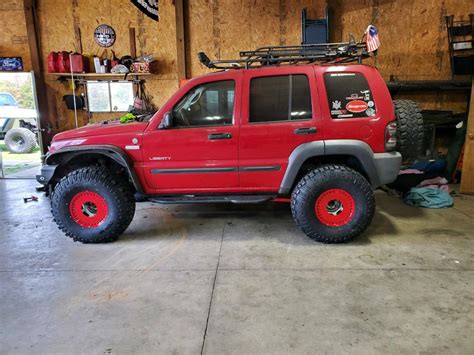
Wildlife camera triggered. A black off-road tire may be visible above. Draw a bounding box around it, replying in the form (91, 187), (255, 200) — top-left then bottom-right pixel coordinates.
(4, 127), (37, 154)
(291, 165), (375, 243)
(393, 100), (424, 164)
(51, 166), (136, 243)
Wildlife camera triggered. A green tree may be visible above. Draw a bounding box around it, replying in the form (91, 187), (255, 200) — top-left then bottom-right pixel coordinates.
(18, 81), (34, 109)
(0, 79), (34, 109)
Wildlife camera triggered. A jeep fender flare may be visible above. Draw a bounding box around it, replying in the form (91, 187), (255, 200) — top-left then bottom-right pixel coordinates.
(43, 144), (143, 193)
(279, 140), (383, 194)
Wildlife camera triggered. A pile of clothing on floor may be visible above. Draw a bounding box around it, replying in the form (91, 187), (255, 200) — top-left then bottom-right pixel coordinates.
(385, 160), (453, 208)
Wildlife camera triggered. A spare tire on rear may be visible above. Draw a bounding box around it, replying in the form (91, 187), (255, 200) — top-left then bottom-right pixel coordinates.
(4, 127), (37, 154)
(393, 100), (424, 164)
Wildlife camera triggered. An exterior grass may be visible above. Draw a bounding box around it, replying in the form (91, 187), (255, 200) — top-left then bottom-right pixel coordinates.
(0, 140), (41, 161)
(1, 140), (41, 176)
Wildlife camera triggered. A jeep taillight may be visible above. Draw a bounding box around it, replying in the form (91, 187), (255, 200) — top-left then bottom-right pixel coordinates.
(385, 121), (397, 151)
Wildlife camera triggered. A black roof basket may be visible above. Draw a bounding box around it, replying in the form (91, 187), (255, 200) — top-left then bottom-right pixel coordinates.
(198, 39), (370, 70)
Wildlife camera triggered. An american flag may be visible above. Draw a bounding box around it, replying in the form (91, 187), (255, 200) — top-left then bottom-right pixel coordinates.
(365, 25), (381, 52)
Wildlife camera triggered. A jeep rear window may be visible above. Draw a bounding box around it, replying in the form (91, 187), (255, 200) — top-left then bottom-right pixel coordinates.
(249, 74), (312, 123)
(324, 72), (376, 119)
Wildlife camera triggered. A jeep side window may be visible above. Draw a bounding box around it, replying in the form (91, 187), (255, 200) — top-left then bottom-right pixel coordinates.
(172, 80), (234, 127)
(324, 72), (376, 119)
(249, 74), (312, 123)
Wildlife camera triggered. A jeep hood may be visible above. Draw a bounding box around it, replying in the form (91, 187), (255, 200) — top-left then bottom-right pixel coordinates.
(52, 120), (149, 141)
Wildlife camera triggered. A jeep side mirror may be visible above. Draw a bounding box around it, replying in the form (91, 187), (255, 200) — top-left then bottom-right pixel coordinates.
(159, 112), (173, 129)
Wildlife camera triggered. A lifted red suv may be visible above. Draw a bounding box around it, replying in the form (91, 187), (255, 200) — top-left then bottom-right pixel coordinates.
(37, 59), (403, 244)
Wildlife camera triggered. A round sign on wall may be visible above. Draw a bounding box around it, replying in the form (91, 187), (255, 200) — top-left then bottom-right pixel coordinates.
(94, 24), (116, 47)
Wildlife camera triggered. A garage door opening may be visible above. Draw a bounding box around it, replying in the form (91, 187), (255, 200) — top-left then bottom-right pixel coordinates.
(0, 71), (41, 178)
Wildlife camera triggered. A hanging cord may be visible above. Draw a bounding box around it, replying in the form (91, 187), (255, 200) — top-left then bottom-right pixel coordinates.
(69, 53), (79, 128)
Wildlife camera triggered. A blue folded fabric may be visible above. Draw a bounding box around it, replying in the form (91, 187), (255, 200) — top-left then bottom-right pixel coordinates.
(411, 159), (447, 174)
(403, 187), (453, 208)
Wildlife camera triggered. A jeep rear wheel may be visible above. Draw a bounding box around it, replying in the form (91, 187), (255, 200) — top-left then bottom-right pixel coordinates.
(291, 165), (375, 243)
(51, 166), (135, 243)
(393, 99), (424, 164)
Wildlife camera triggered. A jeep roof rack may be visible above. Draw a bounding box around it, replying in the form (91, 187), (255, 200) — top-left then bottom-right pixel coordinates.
(198, 40), (370, 70)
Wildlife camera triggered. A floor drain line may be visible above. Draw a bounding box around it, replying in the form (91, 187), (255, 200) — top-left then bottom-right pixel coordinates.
(200, 221), (226, 355)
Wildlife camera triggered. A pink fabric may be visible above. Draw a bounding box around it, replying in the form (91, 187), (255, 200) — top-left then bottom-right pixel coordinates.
(418, 177), (448, 187)
(439, 185), (450, 193)
(417, 177), (449, 193)
(422, 185), (450, 193)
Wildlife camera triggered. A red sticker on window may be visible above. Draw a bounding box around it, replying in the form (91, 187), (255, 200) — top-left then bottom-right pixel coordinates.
(346, 100), (368, 113)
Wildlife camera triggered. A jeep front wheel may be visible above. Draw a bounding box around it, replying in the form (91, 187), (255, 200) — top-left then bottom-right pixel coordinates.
(291, 165), (375, 243)
(51, 166), (135, 243)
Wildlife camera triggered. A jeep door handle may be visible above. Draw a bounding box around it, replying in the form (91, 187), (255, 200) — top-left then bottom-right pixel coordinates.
(294, 127), (317, 135)
(208, 132), (232, 140)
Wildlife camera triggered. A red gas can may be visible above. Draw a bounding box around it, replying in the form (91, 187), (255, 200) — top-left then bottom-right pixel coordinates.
(47, 52), (59, 73)
(57, 51), (71, 73)
(70, 53), (89, 73)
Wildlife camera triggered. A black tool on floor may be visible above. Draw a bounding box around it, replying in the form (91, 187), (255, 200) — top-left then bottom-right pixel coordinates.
(23, 196), (38, 203)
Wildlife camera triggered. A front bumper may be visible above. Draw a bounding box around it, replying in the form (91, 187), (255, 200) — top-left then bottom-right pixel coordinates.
(36, 164), (58, 185)
(373, 152), (402, 185)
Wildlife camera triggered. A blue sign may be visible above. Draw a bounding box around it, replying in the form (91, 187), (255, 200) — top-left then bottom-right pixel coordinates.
(0, 57), (23, 71)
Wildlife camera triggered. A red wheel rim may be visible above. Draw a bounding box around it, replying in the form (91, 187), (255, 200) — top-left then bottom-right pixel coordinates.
(315, 189), (355, 227)
(69, 191), (108, 228)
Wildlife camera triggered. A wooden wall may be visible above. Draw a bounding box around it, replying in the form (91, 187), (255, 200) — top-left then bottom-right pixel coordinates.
(0, 1), (31, 70)
(330, 0), (474, 111)
(1, 0), (472, 137)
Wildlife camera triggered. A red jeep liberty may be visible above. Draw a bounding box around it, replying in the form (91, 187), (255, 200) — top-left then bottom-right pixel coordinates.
(37, 46), (405, 244)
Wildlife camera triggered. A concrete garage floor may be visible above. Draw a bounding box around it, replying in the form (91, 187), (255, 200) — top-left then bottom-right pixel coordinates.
(1, 179), (473, 354)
